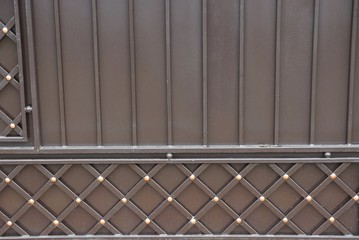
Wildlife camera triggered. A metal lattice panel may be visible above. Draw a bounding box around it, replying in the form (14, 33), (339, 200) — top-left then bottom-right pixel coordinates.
(0, 163), (358, 237)
(0, 0), (27, 142)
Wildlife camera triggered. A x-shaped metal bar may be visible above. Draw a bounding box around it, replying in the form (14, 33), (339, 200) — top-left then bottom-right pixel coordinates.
(0, 17), (16, 43)
(0, 65), (20, 91)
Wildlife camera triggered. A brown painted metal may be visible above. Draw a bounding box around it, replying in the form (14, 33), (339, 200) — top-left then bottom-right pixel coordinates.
(0, 0), (359, 239)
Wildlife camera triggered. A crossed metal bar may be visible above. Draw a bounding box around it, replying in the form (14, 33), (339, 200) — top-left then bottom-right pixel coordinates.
(0, 17), (16, 43)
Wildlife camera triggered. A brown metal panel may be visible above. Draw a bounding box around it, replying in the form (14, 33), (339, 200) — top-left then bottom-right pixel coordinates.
(171, 0), (203, 145)
(97, 0), (132, 146)
(315, 0), (352, 144)
(134, 0), (167, 145)
(279, 0), (313, 144)
(353, 3), (359, 144)
(207, 0), (239, 145)
(243, 0), (276, 145)
(60, 0), (97, 145)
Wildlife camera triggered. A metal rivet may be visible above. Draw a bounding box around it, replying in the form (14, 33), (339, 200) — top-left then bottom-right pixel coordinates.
(189, 174), (195, 181)
(97, 176), (104, 182)
(99, 219), (105, 225)
(28, 199), (35, 205)
(53, 220), (59, 226)
(235, 174), (242, 181)
(213, 196), (219, 202)
(2, 27), (8, 34)
(282, 217), (288, 223)
(166, 153), (173, 159)
(283, 174), (289, 180)
(5, 75), (11, 81)
(329, 217), (335, 223)
(4, 177), (11, 184)
(306, 195), (312, 202)
(121, 198), (127, 204)
(324, 152), (331, 158)
(259, 196), (265, 202)
(9, 123), (16, 129)
(144, 218), (151, 225)
(330, 173), (337, 180)
(144, 175), (150, 182)
(75, 198), (81, 204)
(353, 195), (359, 201)
(236, 218), (242, 224)
(167, 196), (173, 203)
(6, 221), (12, 227)
(50, 177), (56, 183)
(190, 218), (196, 224)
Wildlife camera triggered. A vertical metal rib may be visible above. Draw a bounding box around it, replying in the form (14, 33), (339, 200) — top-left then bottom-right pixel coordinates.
(25, 0), (41, 148)
(202, 0), (208, 146)
(54, 0), (67, 145)
(274, 0), (281, 145)
(239, 0), (244, 145)
(347, 0), (358, 144)
(165, 0), (172, 145)
(310, 0), (319, 144)
(92, 0), (102, 146)
(129, 0), (137, 146)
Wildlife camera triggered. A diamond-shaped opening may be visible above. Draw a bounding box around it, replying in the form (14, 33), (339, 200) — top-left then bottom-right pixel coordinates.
(291, 164), (326, 193)
(0, 186), (26, 216)
(245, 164), (279, 193)
(131, 184), (164, 215)
(337, 204), (358, 235)
(138, 225), (157, 235)
(0, 0), (15, 23)
(277, 224), (296, 235)
(0, 37), (17, 69)
(176, 183), (211, 215)
(63, 206), (97, 235)
(315, 182), (351, 214)
(230, 225), (249, 234)
(14, 165), (48, 195)
(228, 163), (247, 173)
(16, 207), (50, 235)
(38, 185), (72, 216)
(276, 163), (295, 172)
(198, 164), (232, 193)
(291, 204), (326, 234)
(321, 224), (344, 235)
(153, 204), (187, 234)
(0, 84), (21, 117)
(222, 183), (256, 214)
(200, 205), (233, 234)
(95, 226), (112, 235)
(245, 204), (280, 234)
(0, 165), (16, 175)
(49, 227), (66, 236)
(3, 227), (20, 236)
(42, 165), (63, 175)
(183, 164), (201, 173)
(186, 225), (203, 234)
(267, 182), (303, 214)
(136, 164), (156, 173)
(107, 165), (141, 194)
(60, 165), (94, 195)
(324, 163), (341, 172)
(339, 164), (359, 192)
(91, 164), (110, 173)
(153, 165), (186, 193)
(85, 184), (119, 216)
(109, 205), (142, 234)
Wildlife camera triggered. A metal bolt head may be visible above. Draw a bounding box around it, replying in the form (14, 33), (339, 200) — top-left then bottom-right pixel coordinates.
(75, 198), (81, 204)
(167, 196), (173, 203)
(144, 218), (151, 225)
(166, 153), (173, 159)
(2, 27), (8, 34)
(282, 217), (288, 223)
(324, 152), (331, 158)
(5, 75), (11, 81)
(28, 199), (35, 205)
(353, 195), (359, 201)
(190, 218), (196, 224)
(235, 174), (242, 181)
(189, 174), (195, 181)
(6, 221), (12, 227)
(144, 175), (150, 182)
(53, 220), (59, 226)
(236, 218), (242, 224)
(213, 196), (219, 202)
(329, 217), (335, 223)
(4, 177), (11, 184)
(306, 195), (312, 202)
(99, 219), (105, 225)
(9, 123), (16, 129)
(50, 177), (56, 183)
(330, 173), (337, 180)
(121, 198), (127, 204)
(283, 174), (289, 180)
(259, 196), (265, 202)
(97, 176), (104, 182)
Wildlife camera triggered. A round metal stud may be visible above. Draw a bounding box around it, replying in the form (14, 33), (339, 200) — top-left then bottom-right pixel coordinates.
(235, 174), (242, 181)
(167, 196), (173, 203)
(5, 75), (11, 81)
(190, 218), (196, 225)
(306, 195), (312, 202)
(97, 176), (104, 182)
(330, 173), (337, 180)
(99, 219), (105, 225)
(144, 175), (150, 182)
(166, 153), (173, 159)
(9, 123), (16, 129)
(283, 174), (289, 180)
(28, 199), (35, 205)
(144, 218), (151, 225)
(75, 198), (81, 204)
(329, 217), (335, 223)
(282, 217), (288, 224)
(6, 221), (12, 227)
(213, 196), (219, 202)
(324, 152), (331, 158)
(353, 195), (359, 201)
(189, 174), (195, 181)
(53, 220), (59, 226)
(121, 198), (127, 204)
(4, 177), (11, 184)
(2, 27), (8, 34)
(236, 218), (242, 224)
(50, 177), (56, 183)
(259, 196), (265, 202)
